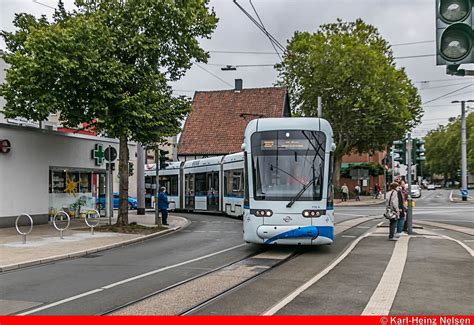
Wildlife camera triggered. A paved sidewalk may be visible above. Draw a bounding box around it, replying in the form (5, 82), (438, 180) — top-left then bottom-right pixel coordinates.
(0, 213), (189, 272)
(335, 195), (385, 207)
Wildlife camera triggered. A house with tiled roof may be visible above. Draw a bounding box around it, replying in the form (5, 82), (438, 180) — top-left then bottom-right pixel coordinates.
(178, 80), (290, 161)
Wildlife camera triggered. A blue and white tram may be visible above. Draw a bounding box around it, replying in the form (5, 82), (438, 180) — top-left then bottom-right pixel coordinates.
(242, 118), (335, 245)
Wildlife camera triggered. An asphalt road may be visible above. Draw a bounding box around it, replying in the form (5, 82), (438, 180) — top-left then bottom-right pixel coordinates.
(1, 189), (471, 315)
(0, 213), (263, 315)
(335, 189), (473, 228)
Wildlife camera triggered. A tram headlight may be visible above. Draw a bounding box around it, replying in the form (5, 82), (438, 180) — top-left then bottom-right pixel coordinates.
(254, 209), (273, 217)
(302, 210), (322, 218)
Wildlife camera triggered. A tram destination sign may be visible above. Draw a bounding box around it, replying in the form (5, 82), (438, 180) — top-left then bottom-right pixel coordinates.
(261, 139), (310, 150)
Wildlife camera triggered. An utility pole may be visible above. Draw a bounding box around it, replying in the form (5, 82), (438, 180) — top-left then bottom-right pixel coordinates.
(452, 100), (473, 201)
(406, 133), (413, 235)
(154, 147), (162, 226)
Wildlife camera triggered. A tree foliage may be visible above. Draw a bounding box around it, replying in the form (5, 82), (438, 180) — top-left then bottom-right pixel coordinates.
(276, 19), (423, 185)
(1, 0), (218, 225)
(425, 113), (474, 183)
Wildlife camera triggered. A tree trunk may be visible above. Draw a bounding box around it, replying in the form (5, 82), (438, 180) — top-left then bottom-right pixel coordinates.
(333, 153), (343, 188)
(116, 135), (129, 226)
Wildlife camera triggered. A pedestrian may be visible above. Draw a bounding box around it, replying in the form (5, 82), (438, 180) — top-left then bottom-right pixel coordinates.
(395, 180), (407, 237)
(158, 186), (169, 226)
(355, 184), (361, 201)
(386, 182), (400, 241)
(341, 183), (349, 201)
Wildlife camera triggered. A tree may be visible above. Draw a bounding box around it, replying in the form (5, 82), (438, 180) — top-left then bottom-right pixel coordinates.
(276, 19), (423, 185)
(1, 0), (218, 225)
(425, 113), (474, 185)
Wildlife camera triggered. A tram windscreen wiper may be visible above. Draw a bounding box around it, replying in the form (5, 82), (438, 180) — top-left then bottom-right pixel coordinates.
(286, 176), (318, 208)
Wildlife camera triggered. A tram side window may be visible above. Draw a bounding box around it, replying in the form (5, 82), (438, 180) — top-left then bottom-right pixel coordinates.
(195, 173), (207, 196)
(224, 169), (244, 197)
(170, 175), (178, 196)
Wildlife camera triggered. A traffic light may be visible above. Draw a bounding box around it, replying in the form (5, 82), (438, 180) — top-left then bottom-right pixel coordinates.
(128, 162), (134, 176)
(413, 139), (426, 163)
(393, 140), (406, 165)
(159, 149), (170, 169)
(436, 0), (474, 71)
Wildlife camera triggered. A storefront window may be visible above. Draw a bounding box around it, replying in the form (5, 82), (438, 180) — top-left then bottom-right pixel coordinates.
(49, 168), (104, 219)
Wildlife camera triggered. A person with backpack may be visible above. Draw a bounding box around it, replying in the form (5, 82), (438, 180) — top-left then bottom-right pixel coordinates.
(386, 182), (400, 241)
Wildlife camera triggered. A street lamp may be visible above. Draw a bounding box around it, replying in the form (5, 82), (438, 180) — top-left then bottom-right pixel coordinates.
(451, 99), (474, 201)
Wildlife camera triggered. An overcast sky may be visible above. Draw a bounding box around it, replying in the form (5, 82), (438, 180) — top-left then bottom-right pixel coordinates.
(1, 0), (473, 138)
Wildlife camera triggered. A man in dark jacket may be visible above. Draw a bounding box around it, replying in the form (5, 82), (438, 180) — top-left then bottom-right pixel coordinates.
(158, 186), (169, 226)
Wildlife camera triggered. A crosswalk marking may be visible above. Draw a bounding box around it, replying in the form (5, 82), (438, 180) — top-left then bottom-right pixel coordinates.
(362, 235), (410, 315)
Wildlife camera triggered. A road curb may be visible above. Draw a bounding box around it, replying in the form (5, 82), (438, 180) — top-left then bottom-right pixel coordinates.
(0, 226), (181, 273)
(334, 200), (385, 207)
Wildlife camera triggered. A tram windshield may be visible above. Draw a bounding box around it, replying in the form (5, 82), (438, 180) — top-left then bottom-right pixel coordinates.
(251, 130), (326, 201)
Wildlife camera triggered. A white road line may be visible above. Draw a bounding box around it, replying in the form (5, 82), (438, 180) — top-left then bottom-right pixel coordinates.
(362, 236), (409, 315)
(18, 243), (247, 315)
(341, 235), (357, 238)
(464, 240), (474, 243)
(439, 234), (474, 257)
(356, 226), (371, 229)
(18, 289), (103, 315)
(431, 228), (446, 231)
(262, 222), (382, 315)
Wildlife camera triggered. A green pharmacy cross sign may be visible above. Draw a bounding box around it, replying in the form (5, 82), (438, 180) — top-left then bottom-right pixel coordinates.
(91, 144), (105, 166)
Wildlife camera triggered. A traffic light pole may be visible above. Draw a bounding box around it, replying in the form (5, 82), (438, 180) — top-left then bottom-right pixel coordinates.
(461, 101), (468, 201)
(406, 133), (413, 235)
(154, 147), (162, 226)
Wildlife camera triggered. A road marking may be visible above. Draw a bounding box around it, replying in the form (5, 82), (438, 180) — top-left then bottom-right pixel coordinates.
(438, 234), (474, 257)
(356, 226), (371, 229)
(341, 235), (357, 238)
(18, 289), (103, 315)
(362, 235), (409, 315)
(18, 243), (247, 315)
(262, 222), (382, 315)
(431, 228), (446, 231)
(463, 240), (474, 243)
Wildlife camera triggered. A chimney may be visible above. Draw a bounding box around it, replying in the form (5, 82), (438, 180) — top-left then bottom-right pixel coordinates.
(235, 79), (243, 91)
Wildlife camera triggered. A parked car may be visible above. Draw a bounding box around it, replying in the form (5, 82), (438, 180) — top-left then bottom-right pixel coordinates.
(427, 184), (436, 190)
(97, 192), (138, 209)
(411, 185), (422, 198)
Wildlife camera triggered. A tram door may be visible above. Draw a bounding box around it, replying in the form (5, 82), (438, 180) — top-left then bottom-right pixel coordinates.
(207, 172), (219, 211)
(185, 174), (195, 210)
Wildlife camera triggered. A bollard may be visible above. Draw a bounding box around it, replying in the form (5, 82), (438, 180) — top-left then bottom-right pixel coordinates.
(15, 214), (33, 244)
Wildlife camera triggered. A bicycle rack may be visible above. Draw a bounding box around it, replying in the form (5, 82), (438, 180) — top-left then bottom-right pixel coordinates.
(15, 213), (33, 244)
(52, 211), (70, 239)
(84, 209), (100, 235)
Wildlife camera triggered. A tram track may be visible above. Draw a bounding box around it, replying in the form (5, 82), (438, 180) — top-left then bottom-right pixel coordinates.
(104, 217), (382, 315)
(103, 248), (301, 315)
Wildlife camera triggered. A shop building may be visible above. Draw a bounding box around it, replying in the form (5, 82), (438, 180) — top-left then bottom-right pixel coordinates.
(0, 123), (137, 227)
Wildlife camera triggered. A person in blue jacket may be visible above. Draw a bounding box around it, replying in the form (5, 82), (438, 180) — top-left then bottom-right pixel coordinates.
(158, 186), (169, 226)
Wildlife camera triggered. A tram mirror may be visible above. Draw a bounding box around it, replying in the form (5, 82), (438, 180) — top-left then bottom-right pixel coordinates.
(331, 143), (336, 152)
(241, 143), (246, 151)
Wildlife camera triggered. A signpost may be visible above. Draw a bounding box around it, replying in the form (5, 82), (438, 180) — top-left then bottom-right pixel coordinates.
(105, 146), (117, 225)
